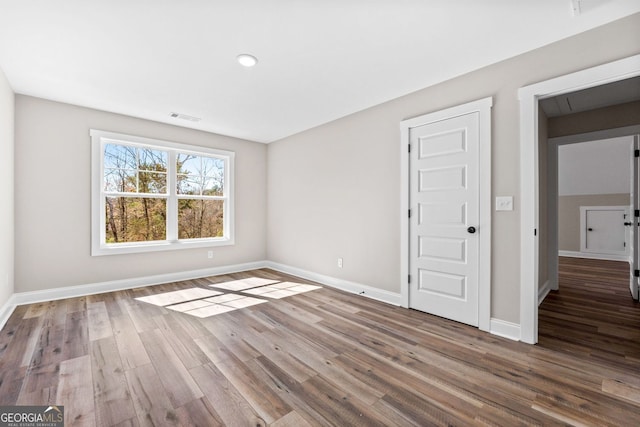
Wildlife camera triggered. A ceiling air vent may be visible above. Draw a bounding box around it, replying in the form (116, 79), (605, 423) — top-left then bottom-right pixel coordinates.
(169, 112), (202, 122)
(571, 0), (581, 16)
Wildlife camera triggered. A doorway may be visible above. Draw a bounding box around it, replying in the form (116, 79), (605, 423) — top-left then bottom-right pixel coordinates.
(519, 54), (640, 344)
(544, 134), (637, 300)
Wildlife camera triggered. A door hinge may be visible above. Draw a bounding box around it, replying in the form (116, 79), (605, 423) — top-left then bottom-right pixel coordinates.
(635, 210), (639, 218)
(408, 144), (411, 153)
(534, 228), (537, 236)
(635, 270), (639, 278)
(408, 209), (411, 218)
(635, 149), (639, 157)
(408, 274), (411, 283)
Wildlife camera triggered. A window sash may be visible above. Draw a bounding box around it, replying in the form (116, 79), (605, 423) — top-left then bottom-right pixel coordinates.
(91, 129), (234, 256)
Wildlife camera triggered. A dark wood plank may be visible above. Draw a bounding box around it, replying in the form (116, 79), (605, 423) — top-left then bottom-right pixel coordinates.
(174, 397), (225, 427)
(125, 363), (178, 427)
(153, 314), (209, 369)
(63, 310), (89, 360)
(56, 355), (95, 426)
(188, 363), (267, 427)
(110, 314), (150, 370)
(0, 314), (42, 405)
(215, 351), (293, 424)
(138, 329), (203, 408)
(87, 301), (112, 342)
(90, 337), (137, 426)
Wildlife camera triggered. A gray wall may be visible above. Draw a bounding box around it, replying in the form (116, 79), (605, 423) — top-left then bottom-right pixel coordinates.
(558, 137), (632, 196)
(549, 100), (640, 138)
(551, 103), (640, 255)
(0, 67), (14, 308)
(14, 96), (267, 292)
(267, 13), (640, 323)
(559, 194), (630, 252)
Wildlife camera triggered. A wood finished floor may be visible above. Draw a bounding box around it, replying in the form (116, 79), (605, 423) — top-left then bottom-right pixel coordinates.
(539, 257), (640, 369)
(1, 264), (639, 426)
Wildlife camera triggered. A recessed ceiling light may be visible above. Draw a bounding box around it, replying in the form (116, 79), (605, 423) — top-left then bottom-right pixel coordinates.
(236, 54), (258, 67)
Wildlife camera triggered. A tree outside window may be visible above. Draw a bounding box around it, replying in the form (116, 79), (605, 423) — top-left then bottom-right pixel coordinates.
(91, 130), (234, 255)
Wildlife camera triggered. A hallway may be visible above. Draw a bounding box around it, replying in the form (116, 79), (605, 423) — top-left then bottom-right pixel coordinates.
(539, 256), (640, 368)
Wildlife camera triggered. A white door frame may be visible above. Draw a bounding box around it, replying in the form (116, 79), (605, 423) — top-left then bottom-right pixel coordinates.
(400, 97), (492, 333)
(518, 54), (640, 344)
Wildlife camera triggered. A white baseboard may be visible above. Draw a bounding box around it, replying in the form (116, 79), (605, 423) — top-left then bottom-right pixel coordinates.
(0, 261), (268, 330)
(267, 262), (523, 341)
(558, 250), (631, 262)
(6, 260), (514, 339)
(0, 260), (405, 330)
(490, 318), (521, 341)
(12, 261), (269, 307)
(538, 280), (551, 306)
(0, 294), (17, 332)
(265, 261), (402, 306)
(0, 259), (523, 343)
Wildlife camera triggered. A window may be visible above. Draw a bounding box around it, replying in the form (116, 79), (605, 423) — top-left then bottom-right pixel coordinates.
(91, 130), (234, 255)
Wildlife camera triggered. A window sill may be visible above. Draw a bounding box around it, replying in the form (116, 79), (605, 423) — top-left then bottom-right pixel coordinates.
(91, 237), (234, 256)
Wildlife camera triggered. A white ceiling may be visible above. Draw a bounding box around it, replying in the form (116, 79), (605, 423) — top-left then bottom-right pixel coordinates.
(0, 1), (639, 143)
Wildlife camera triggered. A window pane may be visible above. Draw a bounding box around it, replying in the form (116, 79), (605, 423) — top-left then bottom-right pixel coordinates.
(104, 143), (136, 169)
(138, 171), (167, 193)
(177, 153), (198, 175)
(203, 176), (223, 196)
(177, 174), (201, 195)
(104, 144), (168, 194)
(138, 148), (167, 172)
(178, 199), (223, 239)
(105, 197), (166, 243)
(176, 154), (225, 196)
(202, 157), (224, 194)
(104, 168), (136, 192)
(202, 156), (223, 175)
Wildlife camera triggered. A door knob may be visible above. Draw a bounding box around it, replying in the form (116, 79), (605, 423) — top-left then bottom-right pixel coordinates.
(624, 222), (633, 226)
(467, 226), (477, 234)
(588, 228), (593, 231)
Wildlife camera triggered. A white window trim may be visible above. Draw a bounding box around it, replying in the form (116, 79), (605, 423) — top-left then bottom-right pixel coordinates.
(90, 129), (235, 256)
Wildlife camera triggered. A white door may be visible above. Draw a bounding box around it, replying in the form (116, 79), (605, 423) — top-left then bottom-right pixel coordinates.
(409, 111), (480, 326)
(580, 206), (629, 256)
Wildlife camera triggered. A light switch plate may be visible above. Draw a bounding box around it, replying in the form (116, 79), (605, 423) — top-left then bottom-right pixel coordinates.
(496, 196), (513, 211)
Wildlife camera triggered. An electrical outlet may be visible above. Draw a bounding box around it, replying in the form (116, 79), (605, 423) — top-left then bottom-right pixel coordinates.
(207, 250), (213, 259)
(337, 257), (343, 268)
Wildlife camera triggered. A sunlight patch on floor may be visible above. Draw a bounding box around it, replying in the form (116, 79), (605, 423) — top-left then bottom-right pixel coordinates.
(135, 277), (322, 318)
(209, 277), (280, 291)
(135, 287), (222, 306)
(242, 282), (322, 299)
